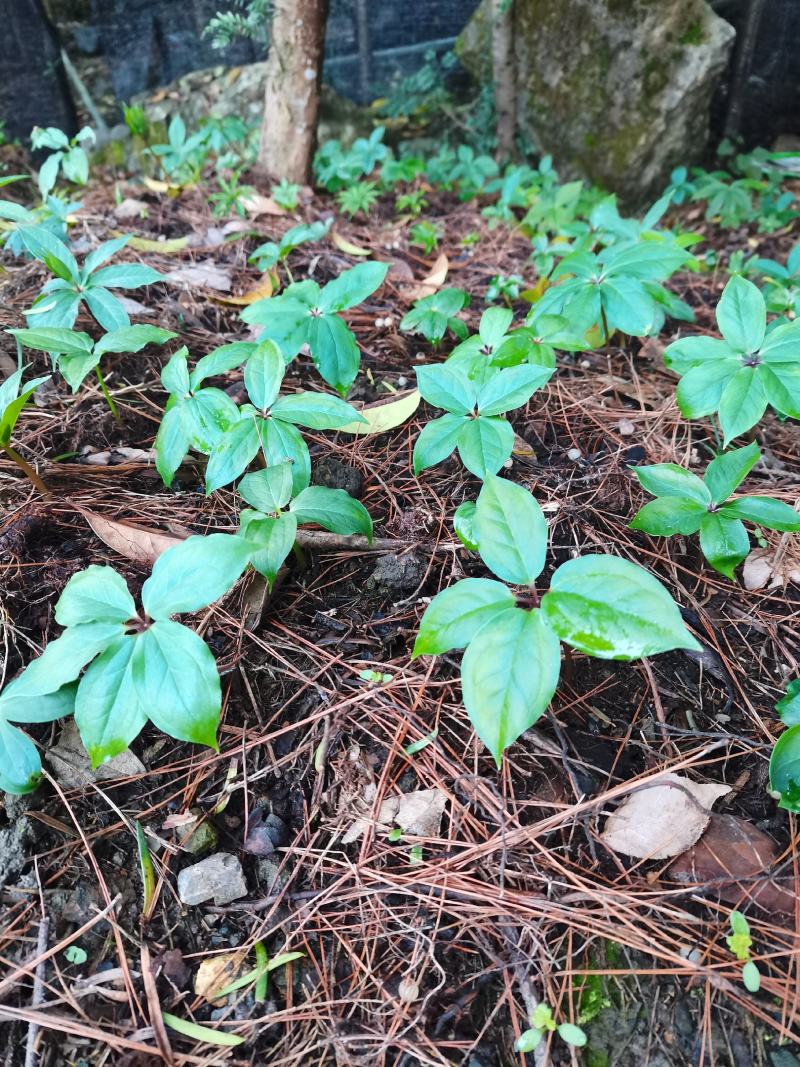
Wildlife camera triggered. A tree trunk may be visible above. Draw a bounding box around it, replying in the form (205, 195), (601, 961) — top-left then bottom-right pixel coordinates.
(492, 0), (515, 162)
(257, 0), (329, 184)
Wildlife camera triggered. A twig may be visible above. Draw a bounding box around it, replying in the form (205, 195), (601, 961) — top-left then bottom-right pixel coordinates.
(23, 917), (49, 1067)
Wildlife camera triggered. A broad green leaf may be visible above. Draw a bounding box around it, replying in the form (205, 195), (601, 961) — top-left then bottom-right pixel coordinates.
(0, 679), (76, 724)
(632, 462), (711, 504)
(204, 416), (261, 495)
(290, 486), (372, 538)
(675, 358), (739, 419)
(141, 534), (252, 619)
(416, 364), (476, 415)
(453, 499), (479, 550)
(0, 374), (51, 445)
(603, 240), (689, 280)
(0, 719), (43, 794)
(718, 367), (768, 445)
(90, 263), (162, 289)
(456, 416), (514, 479)
(162, 1013), (243, 1048)
(94, 324), (176, 357)
(305, 314), (360, 397)
(478, 307), (513, 348)
(704, 442), (760, 503)
(261, 418), (311, 495)
(244, 512), (297, 586)
(716, 275), (766, 354)
(59, 349), (102, 392)
(184, 389), (241, 453)
(161, 347), (191, 396)
(461, 608), (561, 764)
(239, 463), (294, 513)
(720, 496), (800, 531)
(24, 288), (81, 329)
(760, 363), (800, 419)
(244, 339), (284, 410)
(11, 622), (122, 698)
(20, 228), (78, 282)
(629, 497), (706, 536)
(55, 565), (136, 627)
(777, 680), (800, 726)
(9, 327), (93, 357)
(155, 404), (190, 486)
(698, 512), (750, 578)
(474, 475), (547, 584)
(601, 276), (655, 336)
(769, 724), (800, 813)
(270, 391), (364, 429)
(82, 235), (130, 274)
(318, 260), (388, 312)
(413, 578), (515, 656)
(83, 287), (130, 332)
(413, 412), (466, 474)
(74, 634), (148, 765)
(138, 620), (221, 748)
(541, 555), (701, 658)
(190, 341), (256, 389)
(758, 317), (800, 363)
(476, 363), (553, 415)
(242, 287), (316, 358)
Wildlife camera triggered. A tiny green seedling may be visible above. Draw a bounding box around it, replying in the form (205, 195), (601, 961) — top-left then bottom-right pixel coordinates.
(249, 218), (333, 275)
(21, 230), (162, 332)
(0, 367), (51, 495)
(485, 272), (524, 305)
(209, 167), (254, 218)
(1, 534), (254, 772)
(629, 443), (800, 578)
(242, 261), (389, 395)
(413, 360), (552, 479)
(395, 189), (428, 217)
(31, 125), (95, 198)
(271, 178), (301, 212)
(409, 219), (442, 255)
(515, 1003), (587, 1053)
(664, 275), (800, 445)
(399, 288), (470, 345)
(413, 476), (700, 763)
(204, 339), (365, 495)
(726, 911), (761, 993)
(336, 181), (380, 219)
(149, 114), (209, 184)
(747, 240), (800, 316)
(236, 461), (372, 587)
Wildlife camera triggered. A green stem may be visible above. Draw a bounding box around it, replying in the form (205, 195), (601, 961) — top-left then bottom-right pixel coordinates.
(95, 366), (121, 423)
(3, 444), (51, 497)
(254, 941), (268, 1002)
(600, 306), (610, 347)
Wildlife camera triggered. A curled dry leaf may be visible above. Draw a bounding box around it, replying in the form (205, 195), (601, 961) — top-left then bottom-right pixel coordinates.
(601, 773), (730, 860)
(331, 229), (370, 256)
(742, 546), (800, 591)
(216, 273), (277, 306)
(165, 261), (233, 292)
(79, 508), (184, 565)
(403, 252), (449, 301)
(337, 389), (421, 436)
(667, 813), (795, 916)
(194, 953), (242, 1004)
(342, 787), (447, 844)
(239, 192), (286, 217)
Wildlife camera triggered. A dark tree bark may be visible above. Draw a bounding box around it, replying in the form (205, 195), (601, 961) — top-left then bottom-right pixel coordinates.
(0, 0), (76, 143)
(492, 0), (515, 162)
(257, 0), (330, 184)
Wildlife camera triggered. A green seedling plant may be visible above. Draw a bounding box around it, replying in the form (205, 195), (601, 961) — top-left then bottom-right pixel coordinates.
(691, 172), (758, 228)
(395, 189), (428, 217)
(413, 361), (553, 479)
(408, 219), (442, 255)
(242, 260), (389, 395)
(769, 681), (800, 813)
(399, 288), (470, 345)
(235, 461), (372, 587)
(449, 145), (498, 201)
(149, 115), (209, 183)
(0, 192), (79, 257)
(664, 165), (696, 205)
(21, 230), (162, 331)
(0, 677), (77, 794)
(747, 241), (800, 316)
(485, 272), (524, 304)
(664, 275), (800, 444)
(726, 911), (761, 993)
(380, 155), (426, 189)
(249, 218), (333, 276)
(203, 339), (365, 495)
(516, 1003), (587, 1054)
(0, 534), (254, 776)
(630, 443), (800, 578)
(9, 324), (176, 417)
(209, 168), (254, 218)
(313, 127), (388, 192)
(31, 125), (95, 198)
(0, 367), (51, 496)
(413, 476), (700, 763)
(335, 181), (380, 219)
(271, 178), (300, 212)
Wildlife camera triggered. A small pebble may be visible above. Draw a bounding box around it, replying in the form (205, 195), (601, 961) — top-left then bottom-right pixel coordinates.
(177, 853), (247, 906)
(618, 418), (635, 435)
(567, 447), (582, 461)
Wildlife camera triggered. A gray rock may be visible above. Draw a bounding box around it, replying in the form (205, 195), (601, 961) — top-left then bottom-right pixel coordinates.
(177, 853), (247, 906)
(46, 720), (145, 789)
(365, 552), (426, 595)
(457, 0), (735, 206)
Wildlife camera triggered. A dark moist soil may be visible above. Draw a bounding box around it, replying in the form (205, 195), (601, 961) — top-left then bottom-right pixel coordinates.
(0, 174), (798, 1067)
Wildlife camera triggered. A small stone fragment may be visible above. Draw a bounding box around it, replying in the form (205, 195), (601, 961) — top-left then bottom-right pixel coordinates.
(177, 853), (247, 906)
(47, 720), (145, 788)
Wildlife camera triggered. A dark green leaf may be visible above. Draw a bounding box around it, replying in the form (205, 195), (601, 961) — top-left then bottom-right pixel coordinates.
(260, 418), (311, 495)
(416, 364), (476, 415)
(318, 261), (388, 312)
(456, 416), (514, 479)
(55, 565), (136, 627)
(720, 496), (800, 531)
(769, 724), (800, 813)
(476, 363), (553, 415)
(244, 339), (284, 410)
(94, 324), (176, 357)
(289, 486), (372, 538)
(0, 680), (77, 724)
(629, 497), (706, 536)
(413, 412), (466, 474)
(243, 512), (297, 586)
(716, 275), (765, 354)
(777, 680), (800, 726)
(10, 622), (122, 698)
(0, 719), (43, 794)
(204, 416), (261, 495)
(270, 391), (364, 429)
(238, 463), (294, 513)
(306, 313), (360, 396)
(141, 534), (252, 619)
(82, 287), (130, 332)
(74, 634), (148, 766)
(704, 442), (760, 503)
(155, 404), (190, 486)
(413, 578), (516, 656)
(632, 462), (710, 504)
(698, 512), (750, 578)
(453, 500), (479, 550)
(474, 475), (548, 584)
(718, 367), (768, 445)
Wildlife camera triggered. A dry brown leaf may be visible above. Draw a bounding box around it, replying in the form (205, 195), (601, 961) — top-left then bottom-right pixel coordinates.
(342, 787), (447, 843)
(194, 954), (242, 1004)
(336, 389), (420, 435)
(601, 773), (730, 860)
(331, 229), (370, 256)
(667, 813), (795, 915)
(742, 546), (800, 590)
(166, 261), (232, 292)
(240, 192), (286, 217)
(403, 252), (449, 301)
(215, 272), (277, 306)
(80, 508), (184, 565)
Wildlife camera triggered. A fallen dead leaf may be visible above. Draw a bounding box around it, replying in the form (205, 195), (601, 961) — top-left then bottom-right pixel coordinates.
(742, 546), (800, 591)
(194, 954), (242, 1004)
(111, 229), (189, 255)
(601, 773), (730, 860)
(337, 389), (420, 435)
(79, 508), (184, 565)
(342, 787), (447, 843)
(215, 272), (277, 306)
(386, 258), (416, 283)
(240, 192), (286, 217)
(113, 197), (147, 221)
(667, 813), (795, 916)
(331, 228), (370, 256)
(166, 261), (232, 292)
(80, 447), (154, 465)
(117, 296), (154, 316)
(403, 252), (449, 301)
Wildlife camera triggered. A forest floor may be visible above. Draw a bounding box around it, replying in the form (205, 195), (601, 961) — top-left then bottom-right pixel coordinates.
(0, 172), (799, 1067)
